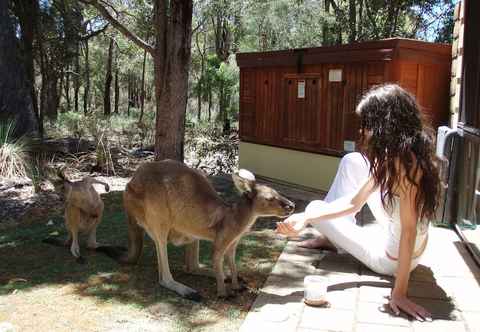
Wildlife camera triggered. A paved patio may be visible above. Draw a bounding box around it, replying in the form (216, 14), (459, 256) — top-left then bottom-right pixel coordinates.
(239, 182), (480, 332)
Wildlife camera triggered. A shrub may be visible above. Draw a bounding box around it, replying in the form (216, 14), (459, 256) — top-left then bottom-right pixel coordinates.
(0, 121), (30, 178)
(56, 112), (87, 138)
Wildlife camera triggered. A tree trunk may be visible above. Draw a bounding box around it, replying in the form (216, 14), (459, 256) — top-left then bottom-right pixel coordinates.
(221, 84), (230, 135)
(212, 4), (232, 133)
(0, 0), (38, 137)
(139, 48), (147, 122)
(127, 72), (131, 116)
(59, 68), (66, 113)
(13, 0), (40, 124)
(83, 39), (90, 114)
(38, 23), (46, 136)
(358, 0), (363, 40)
(153, 0), (193, 161)
(42, 72), (60, 120)
(65, 65), (71, 111)
(383, 2), (397, 38)
(195, 31), (205, 122)
(208, 89), (212, 122)
(74, 42), (80, 112)
(348, 0), (357, 43)
(197, 78), (202, 122)
(323, 0), (329, 45)
(114, 67), (119, 114)
(103, 38), (113, 116)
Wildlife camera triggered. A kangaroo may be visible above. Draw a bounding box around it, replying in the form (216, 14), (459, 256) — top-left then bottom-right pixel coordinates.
(118, 160), (295, 300)
(48, 170), (110, 262)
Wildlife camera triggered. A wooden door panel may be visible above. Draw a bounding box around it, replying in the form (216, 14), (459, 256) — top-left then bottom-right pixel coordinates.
(282, 75), (322, 147)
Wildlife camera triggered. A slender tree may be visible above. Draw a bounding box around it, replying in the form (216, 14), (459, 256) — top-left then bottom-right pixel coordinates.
(104, 37), (114, 116)
(114, 49), (120, 114)
(83, 38), (90, 114)
(139, 48), (147, 122)
(81, 0), (193, 161)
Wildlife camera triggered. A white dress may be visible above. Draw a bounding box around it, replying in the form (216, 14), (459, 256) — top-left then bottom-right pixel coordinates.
(307, 153), (428, 276)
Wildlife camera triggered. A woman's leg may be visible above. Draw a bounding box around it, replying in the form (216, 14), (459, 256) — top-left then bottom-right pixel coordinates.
(309, 205), (397, 276)
(299, 152), (384, 249)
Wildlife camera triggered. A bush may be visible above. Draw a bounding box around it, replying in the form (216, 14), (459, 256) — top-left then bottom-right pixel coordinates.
(0, 121), (30, 178)
(56, 112), (87, 138)
(184, 123), (238, 175)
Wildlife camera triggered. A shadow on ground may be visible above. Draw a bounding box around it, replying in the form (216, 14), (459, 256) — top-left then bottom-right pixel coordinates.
(0, 175), (310, 330)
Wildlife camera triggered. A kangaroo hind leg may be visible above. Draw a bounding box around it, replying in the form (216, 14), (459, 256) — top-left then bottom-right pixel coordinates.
(154, 228), (202, 302)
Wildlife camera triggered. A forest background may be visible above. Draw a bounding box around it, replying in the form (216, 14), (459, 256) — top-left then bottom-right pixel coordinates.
(0, 0), (455, 179)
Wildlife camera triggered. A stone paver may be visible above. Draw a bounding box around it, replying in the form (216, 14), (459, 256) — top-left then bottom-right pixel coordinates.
(239, 216), (480, 332)
(299, 306), (354, 331)
(462, 311), (480, 332)
(356, 323), (411, 332)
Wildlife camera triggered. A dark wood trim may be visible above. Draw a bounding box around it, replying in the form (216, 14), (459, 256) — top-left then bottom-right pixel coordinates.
(460, 0), (480, 127)
(303, 49), (394, 64)
(237, 49), (394, 67)
(236, 38), (451, 68)
(453, 0), (480, 269)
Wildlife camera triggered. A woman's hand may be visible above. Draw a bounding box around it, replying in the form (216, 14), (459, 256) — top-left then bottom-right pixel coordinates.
(275, 213), (308, 237)
(389, 293), (432, 322)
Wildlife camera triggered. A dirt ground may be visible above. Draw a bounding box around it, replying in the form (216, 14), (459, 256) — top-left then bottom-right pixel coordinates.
(0, 172), (305, 332)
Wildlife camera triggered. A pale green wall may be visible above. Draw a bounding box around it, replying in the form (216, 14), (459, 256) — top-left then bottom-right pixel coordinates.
(239, 142), (341, 192)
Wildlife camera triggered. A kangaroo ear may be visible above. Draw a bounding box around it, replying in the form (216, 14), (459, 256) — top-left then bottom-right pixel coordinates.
(232, 169), (256, 197)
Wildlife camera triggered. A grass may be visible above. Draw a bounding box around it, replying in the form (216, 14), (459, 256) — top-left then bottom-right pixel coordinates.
(0, 121), (30, 178)
(0, 178), (290, 331)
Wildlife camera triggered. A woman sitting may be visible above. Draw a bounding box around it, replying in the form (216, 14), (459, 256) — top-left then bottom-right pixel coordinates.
(276, 84), (440, 321)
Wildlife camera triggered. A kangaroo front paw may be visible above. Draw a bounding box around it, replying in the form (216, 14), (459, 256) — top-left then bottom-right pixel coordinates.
(70, 243), (81, 258)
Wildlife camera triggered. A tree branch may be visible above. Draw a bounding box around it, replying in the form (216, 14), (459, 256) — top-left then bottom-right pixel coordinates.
(79, 0), (154, 54)
(80, 23), (109, 40)
(192, 16), (207, 34)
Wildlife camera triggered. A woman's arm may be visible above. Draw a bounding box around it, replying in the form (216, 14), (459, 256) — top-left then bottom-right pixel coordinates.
(276, 178), (376, 236)
(306, 177), (377, 222)
(389, 182), (432, 321)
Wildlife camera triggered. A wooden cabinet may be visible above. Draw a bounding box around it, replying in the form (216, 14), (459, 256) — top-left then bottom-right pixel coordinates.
(237, 38), (452, 156)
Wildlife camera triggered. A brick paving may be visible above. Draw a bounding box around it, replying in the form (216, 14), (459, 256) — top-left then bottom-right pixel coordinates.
(239, 181), (480, 332)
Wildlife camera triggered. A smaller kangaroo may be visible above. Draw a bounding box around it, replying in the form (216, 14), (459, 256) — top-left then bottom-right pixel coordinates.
(48, 170), (110, 262)
(118, 160), (295, 300)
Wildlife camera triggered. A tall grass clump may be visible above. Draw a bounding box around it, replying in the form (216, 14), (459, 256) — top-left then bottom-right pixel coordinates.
(0, 121), (30, 178)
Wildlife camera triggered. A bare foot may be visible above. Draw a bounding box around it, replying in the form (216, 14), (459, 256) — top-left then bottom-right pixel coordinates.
(297, 236), (337, 251)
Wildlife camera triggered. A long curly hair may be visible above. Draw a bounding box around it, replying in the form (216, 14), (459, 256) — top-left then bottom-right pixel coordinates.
(355, 84), (440, 221)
